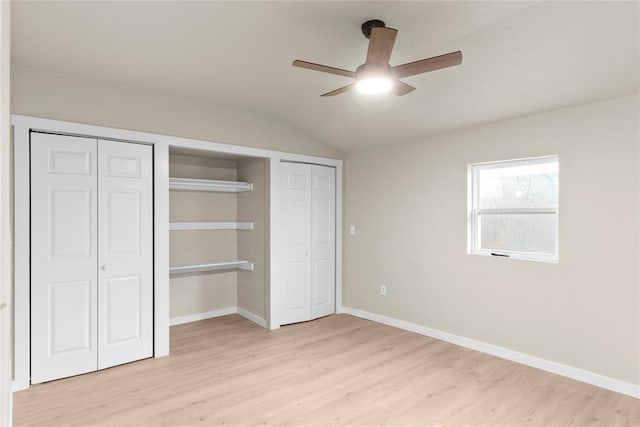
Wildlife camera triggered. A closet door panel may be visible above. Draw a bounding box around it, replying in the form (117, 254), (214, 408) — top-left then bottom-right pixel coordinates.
(48, 280), (93, 354)
(104, 275), (142, 345)
(311, 165), (335, 319)
(280, 162), (312, 325)
(30, 133), (99, 384)
(97, 140), (153, 369)
(285, 262), (308, 310)
(106, 190), (141, 254)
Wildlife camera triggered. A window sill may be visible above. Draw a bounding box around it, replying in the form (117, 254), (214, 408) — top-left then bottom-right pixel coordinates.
(468, 250), (559, 264)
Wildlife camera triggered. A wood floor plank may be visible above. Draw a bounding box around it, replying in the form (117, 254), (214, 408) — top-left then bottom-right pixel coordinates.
(13, 314), (640, 426)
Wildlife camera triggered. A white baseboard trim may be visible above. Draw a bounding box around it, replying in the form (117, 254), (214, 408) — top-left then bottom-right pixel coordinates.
(11, 378), (28, 393)
(342, 306), (640, 399)
(170, 307), (266, 328)
(169, 307), (237, 326)
(237, 307), (267, 327)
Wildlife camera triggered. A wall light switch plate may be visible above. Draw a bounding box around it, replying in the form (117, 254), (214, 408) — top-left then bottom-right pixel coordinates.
(349, 225), (356, 236)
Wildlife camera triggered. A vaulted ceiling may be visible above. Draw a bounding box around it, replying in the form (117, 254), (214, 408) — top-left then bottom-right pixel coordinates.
(11, 1), (640, 152)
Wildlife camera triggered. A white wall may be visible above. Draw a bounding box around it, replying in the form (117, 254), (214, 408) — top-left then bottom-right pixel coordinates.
(343, 95), (640, 386)
(11, 67), (343, 160)
(0, 2), (11, 424)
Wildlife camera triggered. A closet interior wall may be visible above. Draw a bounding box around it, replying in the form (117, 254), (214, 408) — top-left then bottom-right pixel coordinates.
(169, 152), (268, 324)
(237, 158), (269, 323)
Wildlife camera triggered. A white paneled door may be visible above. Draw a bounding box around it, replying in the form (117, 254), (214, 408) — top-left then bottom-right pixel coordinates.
(30, 133), (153, 384)
(310, 165), (335, 319)
(281, 162), (335, 325)
(97, 140), (153, 369)
(31, 133), (99, 384)
(281, 162), (312, 325)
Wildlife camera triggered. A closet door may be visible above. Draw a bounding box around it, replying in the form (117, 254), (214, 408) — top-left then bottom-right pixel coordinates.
(281, 162), (312, 325)
(30, 133), (99, 384)
(311, 165), (335, 319)
(97, 140), (153, 369)
(281, 162), (336, 325)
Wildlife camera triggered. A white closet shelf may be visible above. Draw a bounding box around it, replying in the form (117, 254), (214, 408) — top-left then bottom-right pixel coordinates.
(169, 260), (254, 275)
(169, 177), (253, 192)
(170, 222), (254, 231)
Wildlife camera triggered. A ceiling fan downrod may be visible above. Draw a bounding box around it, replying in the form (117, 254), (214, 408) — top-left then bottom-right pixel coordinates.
(361, 19), (386, 39)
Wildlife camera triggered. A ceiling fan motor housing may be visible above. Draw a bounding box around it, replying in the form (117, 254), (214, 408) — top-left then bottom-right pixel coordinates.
(355, 63), (391, 78)
(361, 19), (386, 39)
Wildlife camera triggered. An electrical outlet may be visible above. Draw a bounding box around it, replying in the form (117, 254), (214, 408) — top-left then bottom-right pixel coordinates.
(379, 285), (387, 296)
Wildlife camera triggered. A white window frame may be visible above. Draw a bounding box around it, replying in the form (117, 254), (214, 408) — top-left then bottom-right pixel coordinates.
(467, 155), (559, 263)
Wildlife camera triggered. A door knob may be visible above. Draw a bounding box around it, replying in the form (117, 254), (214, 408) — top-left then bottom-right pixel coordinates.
(101, 265), (107, 271)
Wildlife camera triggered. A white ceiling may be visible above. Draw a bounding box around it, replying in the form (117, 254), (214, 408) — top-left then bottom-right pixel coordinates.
(11, 1), (640, 152)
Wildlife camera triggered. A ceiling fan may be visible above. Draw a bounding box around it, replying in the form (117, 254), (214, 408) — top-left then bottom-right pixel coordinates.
(292, 20), (462, 97)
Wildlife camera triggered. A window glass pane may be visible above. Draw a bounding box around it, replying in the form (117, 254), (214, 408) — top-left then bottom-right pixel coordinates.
(479, 213), (557, 254)
(478, 161), (558, 209)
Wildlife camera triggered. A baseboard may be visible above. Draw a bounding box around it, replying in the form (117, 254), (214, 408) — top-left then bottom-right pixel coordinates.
(11, 378), (29, 392)
(342, 306), (640, 399)
(169, 307), (237, 326)
(170, 307), (266, 328)
(237, 307), (267, 327)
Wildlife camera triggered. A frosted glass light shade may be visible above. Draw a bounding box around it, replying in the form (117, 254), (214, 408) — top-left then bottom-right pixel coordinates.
(355, 77), (392, 94)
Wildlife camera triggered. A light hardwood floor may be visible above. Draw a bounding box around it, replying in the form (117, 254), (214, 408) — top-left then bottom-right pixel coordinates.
(13, 314), (640, 426)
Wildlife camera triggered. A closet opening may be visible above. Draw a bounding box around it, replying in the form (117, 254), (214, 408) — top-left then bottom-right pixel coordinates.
(168, 147), (270, 328)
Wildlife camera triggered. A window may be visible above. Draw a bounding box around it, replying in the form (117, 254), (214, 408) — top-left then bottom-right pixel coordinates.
(468, 156), (559, 262)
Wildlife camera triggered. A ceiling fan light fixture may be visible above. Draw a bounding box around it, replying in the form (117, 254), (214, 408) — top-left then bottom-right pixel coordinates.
(292, 19), (462, 97)
(355, 76), (393, 94)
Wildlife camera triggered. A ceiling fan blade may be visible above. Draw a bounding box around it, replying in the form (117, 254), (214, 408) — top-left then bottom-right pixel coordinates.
(366, 27), (398, 66)
(321, 84), (354, 97)
(392, 51), (463, 79)
(292, 60), (355, 78)
(392, 80), (415, 96)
